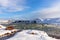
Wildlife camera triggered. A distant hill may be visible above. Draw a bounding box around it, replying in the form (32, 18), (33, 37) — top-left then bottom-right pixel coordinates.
(2, 18), (60, 24)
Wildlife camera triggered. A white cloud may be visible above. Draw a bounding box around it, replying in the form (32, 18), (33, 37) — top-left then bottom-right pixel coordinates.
(33, 1), (60, 18)
(0, 0), (29, 13)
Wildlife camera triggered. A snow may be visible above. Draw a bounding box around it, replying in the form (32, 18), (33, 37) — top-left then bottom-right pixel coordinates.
(0, 25), (12, 36)
(0, 25), (18, 37)
(0, 30), (11, 35)
(6, 30), (58, 40)
(0, 25), (58, 40)
(0, 25), (6, 30)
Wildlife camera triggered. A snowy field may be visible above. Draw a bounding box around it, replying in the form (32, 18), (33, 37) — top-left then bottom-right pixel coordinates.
(6, 30), (58, 40)
(0, 25), (59, 40)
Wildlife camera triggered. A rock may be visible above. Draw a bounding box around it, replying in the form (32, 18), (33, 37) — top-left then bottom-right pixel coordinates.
(5, 26), (14, 30)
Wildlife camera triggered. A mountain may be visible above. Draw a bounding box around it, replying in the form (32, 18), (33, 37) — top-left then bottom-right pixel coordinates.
(36, 18), (60, 24)
(11, 18), (60, 24)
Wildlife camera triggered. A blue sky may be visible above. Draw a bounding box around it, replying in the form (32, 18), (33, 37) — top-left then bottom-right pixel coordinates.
(0, 0), (60, 20)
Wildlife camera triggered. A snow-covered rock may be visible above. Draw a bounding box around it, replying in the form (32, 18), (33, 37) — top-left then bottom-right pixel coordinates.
(0, 25), (6, 30)
(7, 30), (58, 40)
(0, 30), (11, 35)
(0, 25), (18, 38)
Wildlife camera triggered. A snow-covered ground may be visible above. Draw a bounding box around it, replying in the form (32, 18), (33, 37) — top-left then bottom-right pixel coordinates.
(6, 30), (58, 40)
(0, 25), (59, 40)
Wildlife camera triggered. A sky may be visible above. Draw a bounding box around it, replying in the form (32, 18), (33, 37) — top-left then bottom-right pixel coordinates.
(0, 0), (60, 20)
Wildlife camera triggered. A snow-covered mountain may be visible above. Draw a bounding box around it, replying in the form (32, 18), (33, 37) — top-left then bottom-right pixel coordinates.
(7, 18), (60, 24)
(36, 18), (60, 24)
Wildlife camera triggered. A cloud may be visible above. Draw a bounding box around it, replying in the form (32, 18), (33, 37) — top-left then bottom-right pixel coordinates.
(0, 0), (29, 13)
(33, 1), (60, 18)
